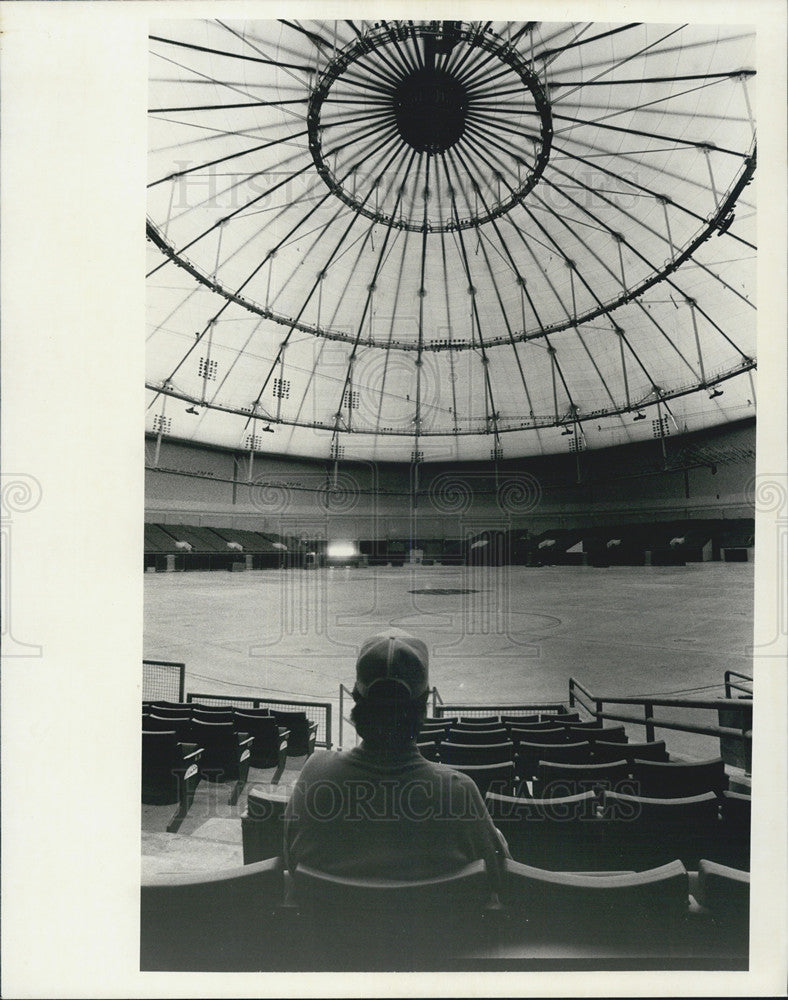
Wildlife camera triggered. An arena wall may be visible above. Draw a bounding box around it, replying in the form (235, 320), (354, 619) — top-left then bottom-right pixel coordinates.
(145, 419), (755, 540)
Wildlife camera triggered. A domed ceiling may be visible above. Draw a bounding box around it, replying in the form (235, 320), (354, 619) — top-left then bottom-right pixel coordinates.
(147, 19), (756, 462)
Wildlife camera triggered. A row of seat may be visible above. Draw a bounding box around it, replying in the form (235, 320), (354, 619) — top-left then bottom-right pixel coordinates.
(141, 854), (750, 971)
(424, 751), (729, 801)
(417, 735), (660, 778)
(143, 701), (318, 758)
(240, 783), (751, 874)
(420, 723), (630, 749)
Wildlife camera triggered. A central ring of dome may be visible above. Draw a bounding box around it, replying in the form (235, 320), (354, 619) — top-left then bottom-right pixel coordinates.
(307, 22), (553, 233)
(393, 67), (469, 153)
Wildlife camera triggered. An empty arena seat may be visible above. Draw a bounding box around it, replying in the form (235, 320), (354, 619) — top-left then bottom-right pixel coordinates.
(141, 858), (284, 971)
(286, 860), (494, 970)
(567, 724), (628, 744)
(416, 740), (440, 762)
(145, 712), (193, 743)
(241, 786), (290, 865)
(599, 790), (720, 869)
(716, 791), (751, 869)
(544, 712), (580, 724)
(192, 707), (235, 725)
(592, 739), (669, 764)
(631, 757), (728, 798)
(439, 741), (515, 766)
(447, 761), (517, 797)
(535, 760), (631, 798)
(148, 702), (192, 718)
(452, 719), (505, 731)
(485, 791), (600, 870)
(515, 740), (594, 780)
(233, 712), (289, 778)
(458, 716), (501, 725)
(508, 725), (568, 744)
(190, 719), (254, 805)
(424, 716), (458, 726)
(269, 710), (318, 757)
(506, 721), (567, 739)
(694, 859), (750, 946)
(500, 859), (689, 928)
(447, 727), (509, 745)
(500, 714), (539, 725)
(141, 730), (203, 833)
(695, 859), (750, 923)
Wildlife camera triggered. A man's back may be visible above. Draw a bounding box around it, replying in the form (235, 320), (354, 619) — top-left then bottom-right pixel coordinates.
(284, 744), (507, 880)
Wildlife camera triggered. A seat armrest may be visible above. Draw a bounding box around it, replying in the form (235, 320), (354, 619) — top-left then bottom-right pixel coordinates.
(277, 727), (290, 739)
(179, 743), (203, 760)
(308, 721), (318, 734)
(237, 733), (253, 746)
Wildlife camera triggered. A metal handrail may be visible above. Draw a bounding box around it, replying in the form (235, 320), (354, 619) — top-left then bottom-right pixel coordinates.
(724, 668), (753, 699)
(568, 676), (752, 748)
(338, 683), (357, 749)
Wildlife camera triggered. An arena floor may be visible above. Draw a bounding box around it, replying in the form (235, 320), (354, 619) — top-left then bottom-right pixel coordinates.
(144, 561), (754, 758)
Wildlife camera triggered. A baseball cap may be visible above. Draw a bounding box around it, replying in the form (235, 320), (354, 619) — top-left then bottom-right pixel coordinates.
(355, 632), (429, 699)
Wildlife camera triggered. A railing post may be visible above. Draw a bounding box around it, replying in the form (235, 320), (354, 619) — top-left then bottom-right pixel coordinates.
(338, 685), (344, 749)
(724, 670), (731, 699)
(595, 699), (603, 724)
(645, 701), (655, 743)
(569, 678), (575, 709)
(326, 703), (332, 751)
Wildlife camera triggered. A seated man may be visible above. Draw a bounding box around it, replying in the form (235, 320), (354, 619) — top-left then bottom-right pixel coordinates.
(284, 632), (509, 883)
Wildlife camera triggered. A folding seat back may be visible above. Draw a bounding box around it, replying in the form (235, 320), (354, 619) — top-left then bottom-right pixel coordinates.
(515, 741), (593, 780)
(439, 741), (514, 766)
(269, 710), (318, 757)
(599, 790), (720, 869)
(287, 860), (493, 969)
(448, 760), (516, 797)
(447, 727), (508, 745)
(507, 726), (567, 745)
(715, 791), (751, 869)
(190, 718), (253, 804)
(423, 716), (457, 726)
(543, 712), (580, 724)
(501, 858), (689, 929)
(452, 719), (504, 732)
(485, 790), (600, 870)
(631, 757), (728, 798)
(241, 786), (289, 865)
(416, 740), (440, 762)
(141, 858), (284, 971)
(500, 714), (538, 725)
(233, 707), (271, 721)
(536, 741), (594, 765)
(593, 739), (668, 764)
(420, 721), (452, 737)
(695, 859), (750, 931)
(141, 730), (202, 831)
(291, 859), (490, 912)
(506, 722), (566, 740)
(192, 706), (234, 724)
(148, 703), (193, 719)
(146, 712), (192, 743)
(568, 724), (628, 744)
(536, 759), (631, 798)
(234, 712), (289, 776)
(564, 719), (605, 730)
(458, 716), (500, 725)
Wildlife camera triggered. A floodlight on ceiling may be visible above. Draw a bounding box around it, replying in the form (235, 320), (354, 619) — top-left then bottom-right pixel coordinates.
(709, 388), (724, 399)
(185, 406), (200, 415)
(633, 412), (646, 421)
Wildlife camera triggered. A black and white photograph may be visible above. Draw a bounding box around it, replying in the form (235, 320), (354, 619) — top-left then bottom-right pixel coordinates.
(2, 3), (787, 998)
